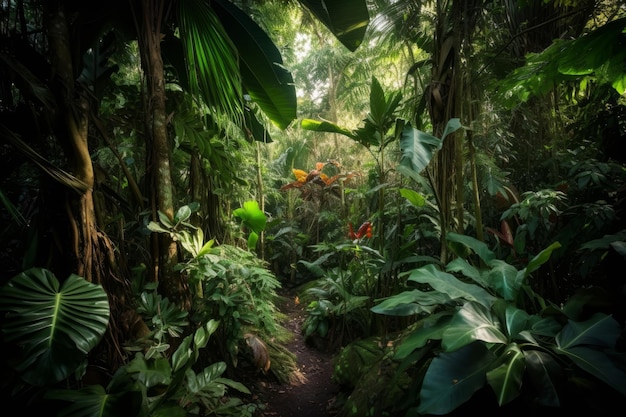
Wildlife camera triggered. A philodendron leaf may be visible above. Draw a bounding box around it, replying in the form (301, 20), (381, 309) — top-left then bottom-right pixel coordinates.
(418, 342), (497, 415)
(556, 313), (620, 349)
(0, 268), (109, 386)
(446, 232), (496, 265)
(247, 231), (260, 251)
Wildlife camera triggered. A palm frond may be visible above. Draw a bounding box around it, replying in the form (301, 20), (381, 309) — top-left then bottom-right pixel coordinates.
(177, 0), (244, 124)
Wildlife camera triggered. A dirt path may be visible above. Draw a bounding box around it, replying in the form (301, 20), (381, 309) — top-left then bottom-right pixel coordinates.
(255, 290), (339, 417)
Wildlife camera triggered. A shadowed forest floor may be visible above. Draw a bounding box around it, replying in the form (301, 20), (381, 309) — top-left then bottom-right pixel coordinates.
(254, 288), (339, 417)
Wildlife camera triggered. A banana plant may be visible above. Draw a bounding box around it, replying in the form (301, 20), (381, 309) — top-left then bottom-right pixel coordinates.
(372, 233), (626, 414)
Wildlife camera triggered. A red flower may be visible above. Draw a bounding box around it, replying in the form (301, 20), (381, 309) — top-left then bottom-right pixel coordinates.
(348, 222), (372, 239)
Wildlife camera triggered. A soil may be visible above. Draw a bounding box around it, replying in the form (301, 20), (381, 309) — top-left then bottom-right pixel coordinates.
(254, 288), (340, 417)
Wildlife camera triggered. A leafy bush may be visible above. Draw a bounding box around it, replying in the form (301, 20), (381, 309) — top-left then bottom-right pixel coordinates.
(354, 233), (626, 415)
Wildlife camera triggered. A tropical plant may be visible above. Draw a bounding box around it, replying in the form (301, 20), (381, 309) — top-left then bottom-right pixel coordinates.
(0, 268), (110, 388)
(0, 266), (256, 416)
(147, 203), (297, 383)
(298, 240), (384, 348)
(45, 319), (255, 417)
(365, 233), (626, 415)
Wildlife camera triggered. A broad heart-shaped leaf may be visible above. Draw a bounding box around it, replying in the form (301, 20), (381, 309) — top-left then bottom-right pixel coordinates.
(486, 343), (525, 406)
(418, 342), (497, 415)
(370, 289), (451, 316)
(297, 0), (369, 52)
(44, 385), (143, 417)
(212, 0), (296, 129)
(555, 313), (626, 395)
(0, 268), (109, 386)
(247, 231), (260, 251)
(556, 17), (626, 95)
(442, 301), (508, 352)
(406, 264), (497, 308)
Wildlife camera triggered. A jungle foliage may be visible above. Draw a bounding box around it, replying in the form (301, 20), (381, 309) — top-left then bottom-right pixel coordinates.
(1, 0), (625, 416)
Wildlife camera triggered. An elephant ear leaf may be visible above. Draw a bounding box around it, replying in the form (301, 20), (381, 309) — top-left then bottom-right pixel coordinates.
(0, 268), (110, 386)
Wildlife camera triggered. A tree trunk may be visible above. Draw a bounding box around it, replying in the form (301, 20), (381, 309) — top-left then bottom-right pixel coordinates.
(427, 0), (461, 264)
(43, 3), (133, 370)
(135, 0), (190, 309)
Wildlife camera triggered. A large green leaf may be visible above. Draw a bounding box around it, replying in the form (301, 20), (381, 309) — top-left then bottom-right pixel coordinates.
(418, 342), (496, 415)
(406, 264), (497, 308)
(486, 343), (525, 406)
(212, 0), (296, 129)
(523, 350), (561, 407)
(297, 0), (369, 52)
(0, 268), (110, 386)
(446, 232), (496, 265)
(398, 125), (442, 174)
(555, 313), (626, 395)
(486, 260), (523, 301)
(500, 303), (530, 339)
(398, 119), (462, 177)
(370, 289), (451, 316)
(442, 301), (508, 352)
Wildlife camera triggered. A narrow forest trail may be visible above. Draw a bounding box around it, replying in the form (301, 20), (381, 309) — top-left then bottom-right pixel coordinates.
(254, 289), (340, 417)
